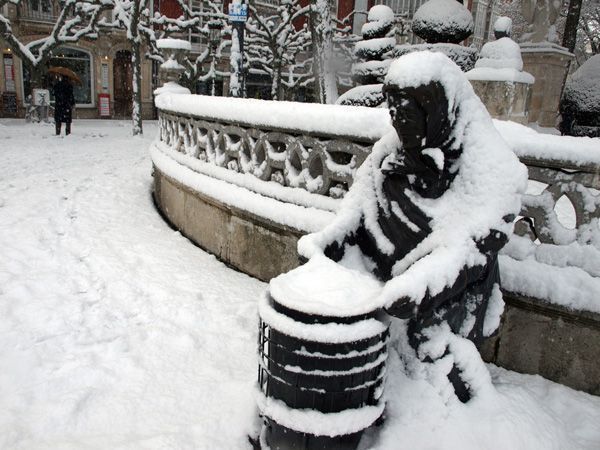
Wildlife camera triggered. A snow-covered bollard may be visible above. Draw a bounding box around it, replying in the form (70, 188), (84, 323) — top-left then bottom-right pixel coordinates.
(466, 17), (534, 123)
(154, 38), (191, 96)
(257, 255), (388, 449)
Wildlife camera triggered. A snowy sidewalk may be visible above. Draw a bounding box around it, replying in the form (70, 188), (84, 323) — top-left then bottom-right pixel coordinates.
(0, 121), (265, 449)
(1, 120), (599, 449)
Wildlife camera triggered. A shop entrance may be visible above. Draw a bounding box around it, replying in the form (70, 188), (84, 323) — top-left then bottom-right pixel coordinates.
(113, 50), (133, 118)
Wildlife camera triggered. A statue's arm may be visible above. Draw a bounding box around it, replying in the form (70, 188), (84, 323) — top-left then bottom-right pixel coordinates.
(385, 229), (508, 319)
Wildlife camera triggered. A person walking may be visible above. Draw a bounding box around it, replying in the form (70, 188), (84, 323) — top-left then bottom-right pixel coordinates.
(52, 75), (76, 136)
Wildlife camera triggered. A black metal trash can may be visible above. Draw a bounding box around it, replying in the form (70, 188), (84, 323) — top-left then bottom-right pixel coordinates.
(257, 257), (389, 450)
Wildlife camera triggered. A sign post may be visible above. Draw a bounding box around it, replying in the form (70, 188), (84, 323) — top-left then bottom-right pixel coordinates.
(228, 1), (247, 97)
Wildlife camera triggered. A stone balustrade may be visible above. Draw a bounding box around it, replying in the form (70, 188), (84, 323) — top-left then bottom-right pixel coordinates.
(152, 95), (600, 394)
(157, 110), (375, 199)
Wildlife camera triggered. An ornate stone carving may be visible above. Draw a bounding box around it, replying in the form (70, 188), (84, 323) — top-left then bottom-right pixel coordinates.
(158, 111), (373, 199)
(515, 161), (600, 246)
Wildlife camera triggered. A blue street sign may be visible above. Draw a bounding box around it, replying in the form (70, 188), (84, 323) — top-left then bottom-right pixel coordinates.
(228, 3), (248, 22)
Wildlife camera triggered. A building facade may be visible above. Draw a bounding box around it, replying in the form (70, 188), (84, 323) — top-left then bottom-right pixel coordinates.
(1, 0), (499, 119)
(0, 1), (161, 119)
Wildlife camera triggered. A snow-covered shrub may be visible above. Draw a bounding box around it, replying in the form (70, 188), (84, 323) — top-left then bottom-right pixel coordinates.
(412, 0), (474, 44)
(360, 4), (395, 40)
(559, 55), (600, 137)
(337, 5), (395, 107)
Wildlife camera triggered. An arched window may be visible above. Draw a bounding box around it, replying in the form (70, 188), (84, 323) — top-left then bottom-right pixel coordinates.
(22, 46), (94, 106)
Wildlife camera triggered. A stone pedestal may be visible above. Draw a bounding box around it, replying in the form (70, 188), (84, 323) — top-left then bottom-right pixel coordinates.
(470, 80), (532, 124)
(520, 43), (574, 127)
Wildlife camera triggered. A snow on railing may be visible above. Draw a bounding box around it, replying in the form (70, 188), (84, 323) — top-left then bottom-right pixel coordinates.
(156, 95), (390, 197)
(154, 95), (600, 311)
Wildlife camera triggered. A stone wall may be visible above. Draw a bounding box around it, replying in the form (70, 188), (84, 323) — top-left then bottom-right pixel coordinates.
(481, 294), (600, 395)
(470, 80), (531, 124)
(153, 168), (303, 281)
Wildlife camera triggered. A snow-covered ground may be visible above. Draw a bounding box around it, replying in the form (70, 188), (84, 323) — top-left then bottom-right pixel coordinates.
(1, 120), (599, 449)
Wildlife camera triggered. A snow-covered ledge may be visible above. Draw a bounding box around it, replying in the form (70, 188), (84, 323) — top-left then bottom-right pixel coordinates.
(152, 95), (390, 280)
(151, 95), (600, 393)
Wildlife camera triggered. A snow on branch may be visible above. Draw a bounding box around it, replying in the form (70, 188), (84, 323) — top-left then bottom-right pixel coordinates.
(0, 0), (112, 69)
(246, 0), (311, 99)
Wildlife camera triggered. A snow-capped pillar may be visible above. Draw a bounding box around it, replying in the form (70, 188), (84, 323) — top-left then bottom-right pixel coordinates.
(520, 43), (573, 127)
(257, 256), (388, 450)
(154, 38), (192, 97)
(466, 18), (535, 124)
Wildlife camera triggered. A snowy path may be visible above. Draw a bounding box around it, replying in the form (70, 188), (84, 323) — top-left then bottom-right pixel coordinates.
(1, 120), (599, 450)
(0, 121), (265, 449)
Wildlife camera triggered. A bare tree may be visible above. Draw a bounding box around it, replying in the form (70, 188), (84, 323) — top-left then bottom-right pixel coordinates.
(99, 0), (223, 135)
(578, 0), (600, 57)
(0, 0), (111, 86)
(245, 0), (311, 100)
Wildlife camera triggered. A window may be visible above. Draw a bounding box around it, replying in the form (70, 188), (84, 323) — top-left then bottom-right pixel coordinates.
(22, 0), (55, 21)
(22, 46), (94, 106)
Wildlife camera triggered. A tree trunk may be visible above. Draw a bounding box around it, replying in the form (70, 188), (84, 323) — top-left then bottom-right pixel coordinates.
(309, 0), (338, 104)
(563, 0), (583, 53)
(29, 65), (45, 91)
(229, 27), (243, 97)
(131, 40), (143, 136)
(271, 64), (282, 100)
(129, 0), (144, 136)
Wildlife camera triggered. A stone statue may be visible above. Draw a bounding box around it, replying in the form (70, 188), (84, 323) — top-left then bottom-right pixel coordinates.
(299, 51), (526, 403)
(521, 0), (560, 43)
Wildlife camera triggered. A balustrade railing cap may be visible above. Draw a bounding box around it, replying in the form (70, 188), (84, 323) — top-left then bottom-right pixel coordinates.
(155, 94), (393, 142)
(494, 120), (600, 173)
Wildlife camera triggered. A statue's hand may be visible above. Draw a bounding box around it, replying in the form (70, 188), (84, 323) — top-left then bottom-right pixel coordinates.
(385, 296), (416, 319)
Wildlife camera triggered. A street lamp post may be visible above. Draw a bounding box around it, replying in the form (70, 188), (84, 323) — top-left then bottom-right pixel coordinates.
(208, 20), (223, 96)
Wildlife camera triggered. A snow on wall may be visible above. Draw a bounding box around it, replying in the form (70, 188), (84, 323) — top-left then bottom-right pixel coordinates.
(493, 120), (600, 167)
(151, 142), (335, 233)
(155, 94), (391, 141)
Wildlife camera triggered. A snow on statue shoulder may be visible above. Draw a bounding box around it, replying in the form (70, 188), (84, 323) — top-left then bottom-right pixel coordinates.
(299, 51), (528, 402)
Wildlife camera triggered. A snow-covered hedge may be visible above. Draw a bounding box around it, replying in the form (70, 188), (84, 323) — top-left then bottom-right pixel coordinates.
(466, 37), (534, 84)
(412, 0), (474, 44)
(559, 55), (600, 138)
(338, 5), (396, 108)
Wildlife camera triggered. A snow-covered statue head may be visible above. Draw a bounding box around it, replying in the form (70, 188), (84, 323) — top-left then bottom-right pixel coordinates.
(493, 16), (513, 40)
(299, 51), (527, 403)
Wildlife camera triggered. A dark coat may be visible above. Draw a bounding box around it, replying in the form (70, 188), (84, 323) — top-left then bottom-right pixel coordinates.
(53, 79), (75, 123)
